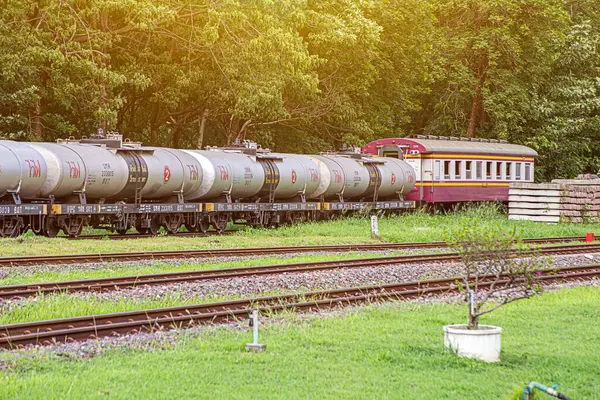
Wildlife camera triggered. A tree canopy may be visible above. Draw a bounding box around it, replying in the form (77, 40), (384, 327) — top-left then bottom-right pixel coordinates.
(0, 0), (598, 180)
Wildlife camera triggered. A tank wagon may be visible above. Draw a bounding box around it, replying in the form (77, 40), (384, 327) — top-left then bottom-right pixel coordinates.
(0, 134), (415, 237)
(362, 135), (537, 205)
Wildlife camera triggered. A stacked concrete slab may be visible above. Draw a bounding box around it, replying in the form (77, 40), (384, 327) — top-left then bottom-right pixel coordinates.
(508, 180), (600, 223)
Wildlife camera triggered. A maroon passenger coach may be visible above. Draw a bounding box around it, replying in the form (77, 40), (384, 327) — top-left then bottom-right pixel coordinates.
(362, 136), (538, 204)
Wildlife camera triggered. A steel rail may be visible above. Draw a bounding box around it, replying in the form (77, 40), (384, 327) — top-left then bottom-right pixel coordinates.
(2, 243), (600, 300)
(0, 236), (597, 267)
(67, 230), (240, 241)
(1, 263), (599, 349)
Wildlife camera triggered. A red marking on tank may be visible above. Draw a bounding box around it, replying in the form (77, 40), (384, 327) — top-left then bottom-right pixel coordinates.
(408, 175), (414, 183)
(187, 165), (199, 181)
(26, 159), (41, 178)
(391, 173), (396, 185)
(291, 170), (297, 184)
(67, 161), (81, 179)
(333, 170), (342, 184)
(164, 166), (171, 183)
(217, 165), (229, 181)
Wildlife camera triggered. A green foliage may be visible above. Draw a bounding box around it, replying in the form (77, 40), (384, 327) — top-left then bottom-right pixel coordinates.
(0, 1), (598, 176)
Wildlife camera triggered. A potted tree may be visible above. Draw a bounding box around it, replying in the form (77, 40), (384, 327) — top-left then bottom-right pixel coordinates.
(444, 226), (551, 362)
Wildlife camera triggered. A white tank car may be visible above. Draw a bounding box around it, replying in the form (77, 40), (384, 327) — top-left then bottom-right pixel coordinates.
(28, 143), (87, 198)
(183, 150), (265, 200)
(138, 148), (203, 200)
(307, 155), (345, 199)
(270, 153), (321, 200)
(0, 141), (47, 198)
(376, 157), (416, 198)
(59, 143), (130, 199)
(320, 155), (371, 200)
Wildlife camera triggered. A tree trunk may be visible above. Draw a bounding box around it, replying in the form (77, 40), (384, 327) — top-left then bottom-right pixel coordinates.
(31, 99), (43, 139)
(150, 102), (160, 145)
(197, 109), (208, 149)
(226, 116), (240, 145)
(466, 56), (488, 138)
(172, 123), (181, 149)
(468, 312), (478, 330)
(466, 72), (485, 138)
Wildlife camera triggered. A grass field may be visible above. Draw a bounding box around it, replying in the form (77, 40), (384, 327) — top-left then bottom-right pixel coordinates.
(0, 206), (598, 257)
(1, 286), (598, 399)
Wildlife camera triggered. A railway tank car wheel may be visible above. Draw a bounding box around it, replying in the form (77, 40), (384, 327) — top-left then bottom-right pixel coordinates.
(136, 228), (150, 235)
(148, 218), (162, 235)
(184, 223), (198, 233)
(0, 217), (22, 238)
(198, 217), (210, 233)
(211, 214), (229, 233)
(43, 217), (60, 238)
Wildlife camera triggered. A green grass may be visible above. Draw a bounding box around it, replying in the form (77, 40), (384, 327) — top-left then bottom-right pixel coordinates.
(0, 206), (598, 257)
(1, 286), (598, 399)
(0, 250), (420, 286)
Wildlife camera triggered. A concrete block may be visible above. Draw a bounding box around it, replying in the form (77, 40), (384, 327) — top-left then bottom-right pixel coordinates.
(509, 208), (561, 216)
(508, 195), (561, 203)
(508, 202), (560, 210)
(508, 214), (560, 223)
(246, 343), (267, 352)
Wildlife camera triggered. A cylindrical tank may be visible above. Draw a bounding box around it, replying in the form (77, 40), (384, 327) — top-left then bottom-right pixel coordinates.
(0, 141), (47, 198)
(321, 155), (371, 199)
(183, 150), (265, 200)
(376, 158), (416, 198)
(60, 143), (130, 199)
(138, 148), (203, 200)
(308, 155), (345, 199)
(28, 143), (87, 198)
(270, 154), (321, 200)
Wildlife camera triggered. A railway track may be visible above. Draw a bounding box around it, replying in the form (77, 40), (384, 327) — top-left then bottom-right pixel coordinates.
(2, 242), (600, 300)
(0, 235), (597, 267)
(66, 230), (240, 240)
(1, 263), (599, 349)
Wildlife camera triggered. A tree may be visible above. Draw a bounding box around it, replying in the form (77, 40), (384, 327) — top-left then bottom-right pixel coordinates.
(448, 226), (550, 329)
(520, 22), (600, 180)
(414, 0), (568, 139)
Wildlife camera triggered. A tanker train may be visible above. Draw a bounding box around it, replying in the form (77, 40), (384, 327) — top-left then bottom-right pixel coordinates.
(0, 134), (416, 237)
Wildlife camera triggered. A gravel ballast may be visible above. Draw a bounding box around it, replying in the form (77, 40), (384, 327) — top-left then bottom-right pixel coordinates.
(1, 252), (598, 312)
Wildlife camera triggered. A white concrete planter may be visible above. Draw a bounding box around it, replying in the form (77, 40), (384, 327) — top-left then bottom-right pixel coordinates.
(443, 324), (502, 362)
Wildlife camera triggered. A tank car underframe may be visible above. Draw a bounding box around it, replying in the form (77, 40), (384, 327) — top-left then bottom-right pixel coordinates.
(0, 200), (414, 237)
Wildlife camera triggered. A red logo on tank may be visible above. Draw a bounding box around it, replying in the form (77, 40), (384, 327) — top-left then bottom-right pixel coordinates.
(217, 165), (229, 181)
(187, 165), (199, 181)
(391, 173), (396, 185)
(26, 159), (41, 178)
(291, 170), (297, 184)
(66, 161), (81, 179)
(164, 166), (171, 183)
(333, 170), (342, 184)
